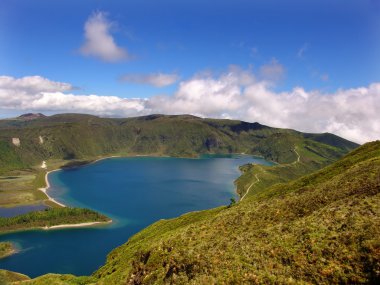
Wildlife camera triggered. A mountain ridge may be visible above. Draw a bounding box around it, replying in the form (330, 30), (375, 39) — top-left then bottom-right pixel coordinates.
(0, 113), (358, 173)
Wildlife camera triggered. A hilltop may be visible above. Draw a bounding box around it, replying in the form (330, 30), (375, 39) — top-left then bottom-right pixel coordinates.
(17, 113), (46, 121)
(0, 113), (357, 171)
(9, 141), (378, 284)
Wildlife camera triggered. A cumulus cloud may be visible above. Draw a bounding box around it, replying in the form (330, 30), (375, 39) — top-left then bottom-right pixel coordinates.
(147, 67), (254, 118)
(80, 12), (128, 62)
(1, 72), (379, 144)
(0, 75), (72, 93)
(0, 76), (145, 116)
(120, 73), (180, 87)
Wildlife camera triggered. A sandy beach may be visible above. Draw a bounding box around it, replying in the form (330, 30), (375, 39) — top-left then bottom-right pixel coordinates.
(92, 155), (121, 163)
(43, 220), (112, 230)
(36, 159), (115, 230)
(38, 169), (66, 208)
(38, 156), (121, 208)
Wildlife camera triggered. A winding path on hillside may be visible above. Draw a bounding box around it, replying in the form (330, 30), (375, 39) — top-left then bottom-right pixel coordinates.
(293, 147), (301, 163)
(240, 146), (301, 201)
(240, 173), (260, 201)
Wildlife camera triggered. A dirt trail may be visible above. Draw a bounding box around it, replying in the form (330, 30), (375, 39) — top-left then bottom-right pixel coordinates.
(240, 174), (260, 201)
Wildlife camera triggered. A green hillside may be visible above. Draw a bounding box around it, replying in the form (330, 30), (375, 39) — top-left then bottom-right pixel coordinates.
(0, 113), (357, 173)
(12, 141), (378, 284)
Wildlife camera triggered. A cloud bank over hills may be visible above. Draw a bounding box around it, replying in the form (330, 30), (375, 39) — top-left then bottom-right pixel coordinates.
(0, 70), (379, 144)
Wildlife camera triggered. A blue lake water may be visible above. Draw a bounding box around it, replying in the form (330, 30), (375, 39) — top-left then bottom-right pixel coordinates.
(0, 155), (272, 277)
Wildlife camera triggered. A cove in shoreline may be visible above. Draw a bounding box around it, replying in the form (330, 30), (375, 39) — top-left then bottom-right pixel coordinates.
(0, 155), (273, 277)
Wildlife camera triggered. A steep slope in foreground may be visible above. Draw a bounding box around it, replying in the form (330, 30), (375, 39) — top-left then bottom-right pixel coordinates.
(22, 141), (379, 284)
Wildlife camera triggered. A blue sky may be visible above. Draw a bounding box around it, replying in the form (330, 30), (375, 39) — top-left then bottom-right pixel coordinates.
(0, 0), (379, 143)
(1, 0), (378, 96)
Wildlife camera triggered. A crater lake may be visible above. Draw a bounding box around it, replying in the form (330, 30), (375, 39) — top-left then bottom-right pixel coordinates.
(0, 155), (273, 277)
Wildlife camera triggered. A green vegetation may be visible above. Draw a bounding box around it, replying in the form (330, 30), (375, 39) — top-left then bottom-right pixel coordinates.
(0, 242), (15, 259)
(13, 141), (378, 284)
(0, 114), (358, 174)
(236, 150), (322, 199)
(0, 141), (26, 174)
(0, 170), (47, 208)
(0, 208), (110, 233)
(0, 269), (30, 283)
(235, 133), (359, 199)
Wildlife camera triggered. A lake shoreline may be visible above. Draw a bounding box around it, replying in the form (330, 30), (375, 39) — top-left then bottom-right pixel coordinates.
(0, 242), (17, 259)
(5, 153), (265, 233)
(0, 154), (271, 277)
(43, 219), (113, 230)
(39, 155), (123, 208)
(39, 169), (66, 208)
(41, 152), (267, 207)
(0, 220), (113, 236)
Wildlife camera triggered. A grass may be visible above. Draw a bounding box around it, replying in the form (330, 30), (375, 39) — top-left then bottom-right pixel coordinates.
(0, 171), (42, 207)
(0, 242), (15, 259)
(235, 141), (334, 198)
(0, 269), (30, 284)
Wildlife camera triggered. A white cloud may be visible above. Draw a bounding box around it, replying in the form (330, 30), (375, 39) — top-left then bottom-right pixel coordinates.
(0, 76), (145, 116)
(259, 58), (285, 82)
(1, 72), (379, 144)
(0, 76), (72, 93)
(147, 67), (254, 118)
(121, 73), (179, 87)
(80, 12), (128, 62)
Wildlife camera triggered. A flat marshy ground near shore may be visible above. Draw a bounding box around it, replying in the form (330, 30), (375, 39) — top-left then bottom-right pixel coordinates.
(0, 158), (106, 209)
(0, 170), (47, 208)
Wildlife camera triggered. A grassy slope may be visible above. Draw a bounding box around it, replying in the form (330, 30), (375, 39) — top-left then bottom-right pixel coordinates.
(0, 114), (358, 173)
(0, 269), (30, 284)
(22, 141), (379, 284)
(0, 141), (26, 174)
(235, 134), (349, 198)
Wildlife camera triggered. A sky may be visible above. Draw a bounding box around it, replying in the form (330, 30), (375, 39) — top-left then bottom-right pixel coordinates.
(0, 0), (379, 143)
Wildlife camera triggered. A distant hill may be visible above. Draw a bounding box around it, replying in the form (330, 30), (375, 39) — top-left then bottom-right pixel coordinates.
(0, 113), (359, 174)
(16, 141), (379, 284)
(17, 113), (46, 121)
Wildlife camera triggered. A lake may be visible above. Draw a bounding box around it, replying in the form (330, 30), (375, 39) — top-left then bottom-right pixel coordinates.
(0, 155), (272, 277)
